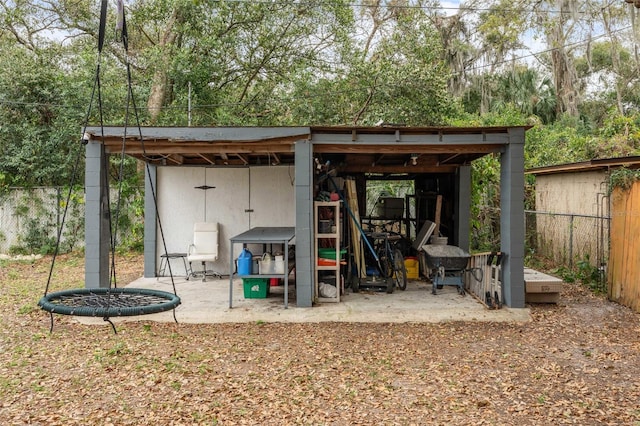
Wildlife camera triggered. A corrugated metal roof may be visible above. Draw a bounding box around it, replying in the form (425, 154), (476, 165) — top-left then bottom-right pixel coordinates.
(526, 156), (640, 176)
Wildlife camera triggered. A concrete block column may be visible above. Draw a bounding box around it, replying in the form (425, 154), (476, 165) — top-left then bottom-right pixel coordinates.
(144, 165), (158, 278)
(500, 128), (526, 308)
(85, 140), (110, 289)
(295, 139), (313, 307)
(455, 165), (471, 251)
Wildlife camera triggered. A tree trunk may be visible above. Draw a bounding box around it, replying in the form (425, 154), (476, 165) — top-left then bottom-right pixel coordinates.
(146, 8), (182, 124)
(548, 1), (579, 117)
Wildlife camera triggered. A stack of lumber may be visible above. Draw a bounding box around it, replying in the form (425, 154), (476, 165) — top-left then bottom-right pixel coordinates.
(345, 178), (367, 278)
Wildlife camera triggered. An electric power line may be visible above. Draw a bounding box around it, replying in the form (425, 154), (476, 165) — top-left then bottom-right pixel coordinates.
(212, 0), (592, 15)
(0, 23), (634, 112)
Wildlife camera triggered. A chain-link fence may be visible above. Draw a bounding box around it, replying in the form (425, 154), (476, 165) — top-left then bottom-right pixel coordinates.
(525, 210), (609, 292)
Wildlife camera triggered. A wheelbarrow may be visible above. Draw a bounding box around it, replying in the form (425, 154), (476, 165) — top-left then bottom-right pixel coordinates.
(422, 244), (475, 295)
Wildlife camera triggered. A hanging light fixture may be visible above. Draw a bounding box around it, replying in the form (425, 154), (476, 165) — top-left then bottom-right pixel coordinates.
(195, 171), (216, 221)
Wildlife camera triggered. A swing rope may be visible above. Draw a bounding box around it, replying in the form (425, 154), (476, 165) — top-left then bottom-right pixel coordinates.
(43, 0), (108, 298)
(115, 0), (180, 306)
(39, 0), (180, 333)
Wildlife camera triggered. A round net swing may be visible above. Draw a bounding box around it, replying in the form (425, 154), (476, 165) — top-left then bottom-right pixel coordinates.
(39, 0), (181, 332)
(39, 288), (181, 318)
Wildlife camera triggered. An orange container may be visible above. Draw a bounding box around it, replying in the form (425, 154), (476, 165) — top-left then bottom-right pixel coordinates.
(317, 258), (337, 266)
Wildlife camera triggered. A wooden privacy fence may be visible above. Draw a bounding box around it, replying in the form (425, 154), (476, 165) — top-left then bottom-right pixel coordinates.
(609, 183), (640, 313)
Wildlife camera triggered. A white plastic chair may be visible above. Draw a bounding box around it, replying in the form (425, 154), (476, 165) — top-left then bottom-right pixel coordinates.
(187, 222), (220, 281)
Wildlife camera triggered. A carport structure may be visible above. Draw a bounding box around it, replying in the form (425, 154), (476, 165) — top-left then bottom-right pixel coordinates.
(83, 125), (527, 308)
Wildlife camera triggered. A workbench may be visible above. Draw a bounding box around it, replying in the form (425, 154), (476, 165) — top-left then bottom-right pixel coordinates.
(229, 227), (296, 309)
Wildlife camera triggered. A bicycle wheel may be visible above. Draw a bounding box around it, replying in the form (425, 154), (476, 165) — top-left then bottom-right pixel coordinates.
(393, 248), (407, 291)
(378, 251), (393, 279)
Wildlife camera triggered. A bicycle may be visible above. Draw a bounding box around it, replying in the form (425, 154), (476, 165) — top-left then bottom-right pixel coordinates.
(365, 231), (408, 293)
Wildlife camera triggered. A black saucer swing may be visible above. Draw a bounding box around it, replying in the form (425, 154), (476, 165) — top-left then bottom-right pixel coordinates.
(39, 0), (180, 333)
(39, 288), (181, 318)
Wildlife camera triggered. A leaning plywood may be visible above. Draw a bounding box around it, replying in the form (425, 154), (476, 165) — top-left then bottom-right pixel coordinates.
(412, 220), (436, 251)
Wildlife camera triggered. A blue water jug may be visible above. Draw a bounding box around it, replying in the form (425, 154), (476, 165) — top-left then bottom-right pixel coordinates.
(237, 248), (253, 275)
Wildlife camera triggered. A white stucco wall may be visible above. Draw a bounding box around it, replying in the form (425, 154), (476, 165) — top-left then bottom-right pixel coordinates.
(156, 165), (295, 275)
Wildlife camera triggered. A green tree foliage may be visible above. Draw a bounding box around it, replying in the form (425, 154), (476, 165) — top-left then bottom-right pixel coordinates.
(461, 67), (557, 124)
(125, 0), (355, 125)
(0, 0), (136, 187)
(0, 41), (83, 186)
(2, 0), (640, 189)
(275, 4), (456, 126)
(575, 40), (640, 124)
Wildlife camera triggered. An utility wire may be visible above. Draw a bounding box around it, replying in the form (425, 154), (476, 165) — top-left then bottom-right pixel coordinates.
(211, 0), (592, 15)
(0, 23), (633, 113)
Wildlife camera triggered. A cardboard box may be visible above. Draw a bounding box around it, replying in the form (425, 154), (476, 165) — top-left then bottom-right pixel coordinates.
(524, 268), (563, 303)
(524, 268), (563, 293)
(525, 281), (563, 293)
(525, 292), (560, 304)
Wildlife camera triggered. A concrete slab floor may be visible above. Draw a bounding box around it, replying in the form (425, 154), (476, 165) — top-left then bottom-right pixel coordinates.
(75, 276), (530, 325)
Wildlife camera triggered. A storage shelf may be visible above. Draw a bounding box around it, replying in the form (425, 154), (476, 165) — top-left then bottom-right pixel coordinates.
(237, 260), (295, 279)
(315, 201), (341, 303)
(229, 227), (295, 309)
(238, 274), (284, 278)
(316, 265), (338, 271)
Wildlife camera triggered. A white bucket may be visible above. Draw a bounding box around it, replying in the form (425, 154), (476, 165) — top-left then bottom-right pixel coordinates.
(259, 260), (274, 274)
(430, 236), (448, 245)
(274, 255), (285, 274)
(252, 256), (261, 274)
(259, 252), (274, 274)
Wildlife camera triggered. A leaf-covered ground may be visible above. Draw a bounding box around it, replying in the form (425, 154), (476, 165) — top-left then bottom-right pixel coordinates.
(1, 252), (639, 425)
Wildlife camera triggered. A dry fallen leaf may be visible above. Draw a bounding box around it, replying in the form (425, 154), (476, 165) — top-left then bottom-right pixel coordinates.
(1, 253), (639, 424)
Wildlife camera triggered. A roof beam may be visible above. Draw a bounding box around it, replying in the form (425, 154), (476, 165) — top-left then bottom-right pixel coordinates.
(236, 154), (249, 165)
(86, 126), (311, 142)
(311, 132), (511, 145)
(166, 154), (184, 165)
(314, 143), (502, 155)
(198, 153), (216, 165)
(100, 141), (297, 155)
(83, 125), (529, 168)
(439, 153), (461, 164)
(341, 164), (458, 174)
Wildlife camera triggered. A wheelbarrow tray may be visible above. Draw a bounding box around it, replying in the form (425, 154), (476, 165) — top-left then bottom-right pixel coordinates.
(421, 244), (470, 270)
